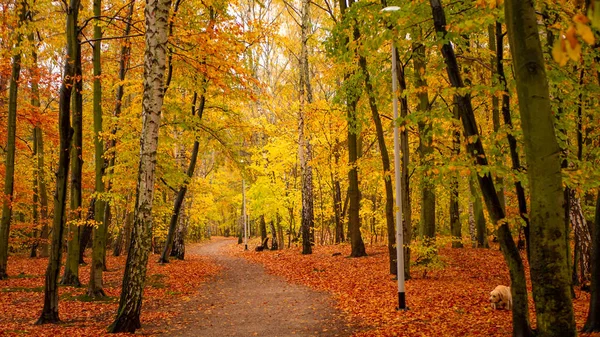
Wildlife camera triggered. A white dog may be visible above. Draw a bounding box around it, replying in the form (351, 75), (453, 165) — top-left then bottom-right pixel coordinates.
(489, 285), (512, 310)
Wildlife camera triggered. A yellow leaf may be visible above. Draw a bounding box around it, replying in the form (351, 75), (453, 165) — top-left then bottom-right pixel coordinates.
(552, 39), (569, 66)
(575, 21), (595, 45)
(565, 37), (582, 61)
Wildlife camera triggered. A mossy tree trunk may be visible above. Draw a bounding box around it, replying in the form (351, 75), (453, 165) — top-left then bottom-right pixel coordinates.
(61, 27), (83, 287)
(107, 0), (171, 332)
(36, 0), (77, 324)
(505, 0), (576, 335)
(412, 40), (435, 241)
(428, 1), (532, 336)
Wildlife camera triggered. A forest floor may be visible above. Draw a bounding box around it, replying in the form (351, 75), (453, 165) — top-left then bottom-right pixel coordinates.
(166, 237), (354, 336)
(233, 239), (600, 337)
(0, 242), (220, 336)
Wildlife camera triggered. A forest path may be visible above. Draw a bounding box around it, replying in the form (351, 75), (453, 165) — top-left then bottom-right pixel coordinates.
(164, 237), (353, 337)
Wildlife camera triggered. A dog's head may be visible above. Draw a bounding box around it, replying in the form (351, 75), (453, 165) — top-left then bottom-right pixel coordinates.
(489, 289), (501, 303)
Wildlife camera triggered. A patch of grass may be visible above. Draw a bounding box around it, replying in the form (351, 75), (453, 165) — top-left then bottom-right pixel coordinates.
(2, 286), (44, 293)
(61, 293), (117, 303)
(166, 290), (181, 296)
(147, 274), (167, 289)
(10, 272), (38, 279)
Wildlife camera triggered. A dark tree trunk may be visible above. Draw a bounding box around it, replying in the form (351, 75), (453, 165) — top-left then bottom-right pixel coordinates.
(583, 189), (600, 332)
(62, 26), (83, 287)
(412, 40), (435, 240)
(269, 220), (278, 250)
(260, 215), (268, 249)
(357, 48), (395, 273)
(79, 199), (95, 264)
(36, 0), (77, 323)
(428, 1), (532, 336)
(0, 1), (26, 279)
(494, 22), (530, 260)
(160, 90), (205, 263)
(469, 177), (488, 248)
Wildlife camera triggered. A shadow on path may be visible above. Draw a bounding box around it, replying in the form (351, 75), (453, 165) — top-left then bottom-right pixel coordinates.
(165, 237), (353, 337)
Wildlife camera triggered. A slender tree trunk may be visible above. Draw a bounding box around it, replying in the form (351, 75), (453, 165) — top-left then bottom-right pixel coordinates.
(469, 176), (488, 248)
(450, 106), (462, 248)
(171, 200), (187, 259)
(31, 126), (39, 258)
(357, 43), (396, 273)
(584, 189), (600, 332)
(107, 0), (171, 331)
(332, 148), (344, 244)
(260, 215), (268, 248)
(79, 199), (95, 263)
(160, 90), (206, 263)
(30, 32), (49, 258)
(488, 25), (506, 211)
(89, 0), (135, 297)
(298, 0), (314, 255)
(412, 40), (435, 240)
(61, 29), (83, 286)
(0, 1), (26, 279)
(36, 0), (77, 323)
(504, 0), (576, 335)
(269, 220), (278, 250)
(88, 0), (107, 293)
(494, 22), (530, 259)
(428, 1), (532, 335)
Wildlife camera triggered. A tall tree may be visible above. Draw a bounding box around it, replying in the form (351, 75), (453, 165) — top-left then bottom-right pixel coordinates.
(61, 12), (83, 286)
(36, 0), (78, 324)
(87, 0), (108, 296)
(160, 89), (207, 263)
(299, 0), (314, 255)
(356, 13), (396, 273)
(339, 0), (366, 258)
(0, 0), (27, 280)
(412, 39), (435, 240)
(88, 0), (135, 297)
(427, 1), (532, 335)
(107, 0), (172, 331)
(505, 0), (576, 335)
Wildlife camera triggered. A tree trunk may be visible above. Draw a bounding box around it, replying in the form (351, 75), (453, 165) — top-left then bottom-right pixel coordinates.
(160, 90), (205, 263)
(494, 22), (530, 259)
(171, 202), (187, 260)
(412, 41), (435, 240)
(583, 189), (600, 332)
(61, 29), (83, 286)
(79, 198), (95, 263)
(450, 106), (462, 248)
(90, 0), (135, 297)
(107, 0), (171, 331)
(428, 1), (532, 335)
(504, 0), (576, 335)
(269, 220), (278, 250)
(259, 215), (268, 249)
(488, 25), (506, 211)
(88, 0), (107, 291)
(357, 42), (395, 273)
(30, 33), (49, 258)
(0, 1), (26, 279)
(36, 0), (77, 323)
(469, 177), (488, 248)
(298, 0), (314, 255)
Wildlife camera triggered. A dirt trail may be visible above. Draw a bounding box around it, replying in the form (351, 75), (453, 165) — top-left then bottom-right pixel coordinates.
(165, 237), (353, 337)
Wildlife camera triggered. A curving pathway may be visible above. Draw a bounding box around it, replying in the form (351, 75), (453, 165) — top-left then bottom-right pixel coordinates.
(165, 237), (353, 337)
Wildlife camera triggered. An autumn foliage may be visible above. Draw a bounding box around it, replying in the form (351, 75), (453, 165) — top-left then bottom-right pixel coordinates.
(0, 244), (219, 336)
(235, 241), (598, 337)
